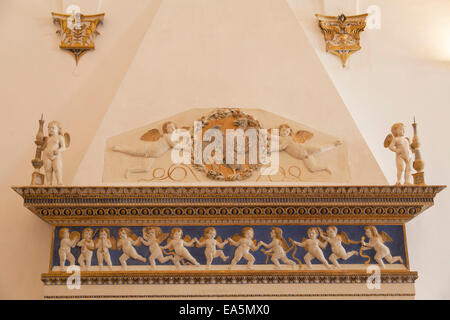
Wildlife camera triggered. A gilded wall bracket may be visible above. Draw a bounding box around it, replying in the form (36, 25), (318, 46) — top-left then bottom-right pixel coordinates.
(51, 11), (105, 65)
(315, 13), (368, 67)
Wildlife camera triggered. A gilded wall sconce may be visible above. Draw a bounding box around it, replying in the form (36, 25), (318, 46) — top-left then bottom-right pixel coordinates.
(51, 11), (105, 64)
(315, 13), (368, 67)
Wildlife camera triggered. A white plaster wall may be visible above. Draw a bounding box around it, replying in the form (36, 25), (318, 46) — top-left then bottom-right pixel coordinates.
(0, 0), (449, 299)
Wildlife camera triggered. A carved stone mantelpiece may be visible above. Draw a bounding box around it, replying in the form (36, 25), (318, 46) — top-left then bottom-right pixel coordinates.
(13, 185), (445, 299)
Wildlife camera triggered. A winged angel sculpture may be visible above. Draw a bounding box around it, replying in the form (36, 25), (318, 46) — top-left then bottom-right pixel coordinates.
(111, 121), (189, 178)
(42, 121), (70, 185)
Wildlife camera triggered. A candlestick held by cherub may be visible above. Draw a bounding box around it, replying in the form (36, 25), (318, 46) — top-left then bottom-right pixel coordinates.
(227, 227), (261, 269)
(320, 226), (359, 269)
(77, 228), (96, 270)
(196, 227), (229, 269)
(58, 228), (79, 270)
(140, 227), (174, 269)
(361, 226), (403, 269)
(117, 228), (146, 270)
(31, 114), (46, 185)
(161, 228), (200, 268)
(290, 227), (331, 269)
(95, 228), (115, 270)
(411, 117), (425, 185)
(259, 227), (296, 269)
(272, 124), (342, 174)
(384, 122), (413, 185)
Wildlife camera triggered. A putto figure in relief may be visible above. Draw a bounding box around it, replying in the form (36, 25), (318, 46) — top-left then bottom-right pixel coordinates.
(320, 226), (359, 269)
(42, 120), (70, 185)
(290, 227), (331, 269)
(112, 121), (186, 178)
(361, 226), (404, 269)
(161, 228), (200, 268)
(139, 227), (174, 269)
(384, 122), (413, 185)
(273, 124), (342, 174)
(228, 227), (262, 269)
(117, 227), (146, 270)
(95, 228), (115, 270)
(77, 227), (95, 270)
(58, 228), (79, 270)
(259, 227), (296, 269)
(196, 227), (229, 269)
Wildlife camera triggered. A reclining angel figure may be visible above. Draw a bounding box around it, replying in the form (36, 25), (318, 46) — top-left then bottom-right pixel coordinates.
(111, 121), (190, 178)
(271, 124), (342, 174)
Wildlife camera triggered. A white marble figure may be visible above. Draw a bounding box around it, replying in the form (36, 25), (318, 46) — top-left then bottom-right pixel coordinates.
(290, 227), (331, 269)
(227, 227), (262, 269)
(259, 227), (296, 269)
(117, 228), (146, 270)
(111, 121), (185, 178)
(384, 123), (413, 185)
(195, 227), (229, 269)
(77, 228), (95, 270)
(320, 226), (358, 269)
(271, 124), (342, 174)
(94, 228), (115, 271)
(361, 226), (404, 269)
(42, 120), (70, 185)
(161, 228), (200, 268)
(58, 228), (79, 270)
(139, 227), (174, 269)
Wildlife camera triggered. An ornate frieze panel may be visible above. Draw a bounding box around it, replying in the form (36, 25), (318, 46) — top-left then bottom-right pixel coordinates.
(49, 224), (408, 271)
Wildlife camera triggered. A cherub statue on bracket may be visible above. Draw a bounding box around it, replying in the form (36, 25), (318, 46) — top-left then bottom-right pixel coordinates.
(42, 120), (70, 185)
(361, 226), (404, 269)
(139, 227), (174, 269)
(111, 122), (189, 178)
(384, 122), (413, 185)
(271, 124), (342, 175)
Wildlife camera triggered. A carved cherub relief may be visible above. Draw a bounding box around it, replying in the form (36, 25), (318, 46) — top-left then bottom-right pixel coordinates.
(290, 227), (331, 269)
(227, 227), (261, 269)
(58, 228), (79, 270)
(320, 226), (359, 269)
(94, 228), (115, 270)
(259, 227), (296, 269)
(272, 124), (342, 175)
(361, 226), (404, 269)
(111, 121), (188, 178)
(161, 228), (200, 268)
(117, 228), (146, 270)
(139, 227), (173, 269)
(196, 227), (229, 269)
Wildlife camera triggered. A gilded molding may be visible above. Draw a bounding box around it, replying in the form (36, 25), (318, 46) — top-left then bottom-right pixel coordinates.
(12, 185), (446, 225)
(41, 270), (418, 286)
